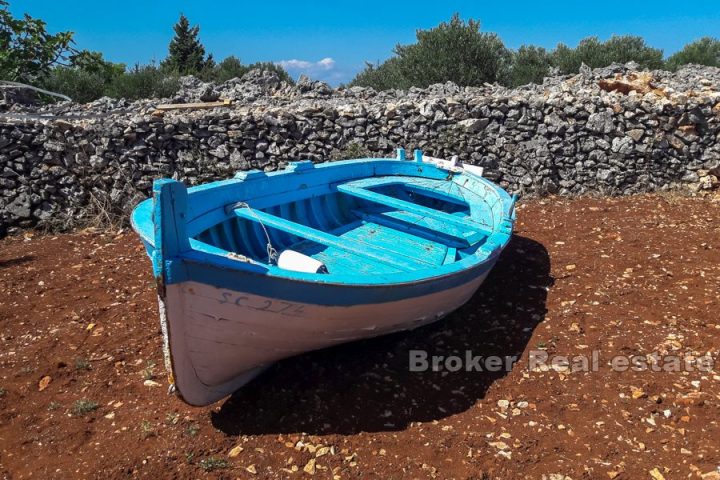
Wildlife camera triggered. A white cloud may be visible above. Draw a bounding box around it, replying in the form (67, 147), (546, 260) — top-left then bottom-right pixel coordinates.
(316, 57), (335, 69)
(276, 57), (336, 71)
(274, 57), (349, 84)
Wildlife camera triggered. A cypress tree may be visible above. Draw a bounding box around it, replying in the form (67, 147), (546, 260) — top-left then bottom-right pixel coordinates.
(162, 13), (213, 75)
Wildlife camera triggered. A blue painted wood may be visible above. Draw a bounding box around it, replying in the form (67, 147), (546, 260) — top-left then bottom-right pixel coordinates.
(130, 152), (517, 290)
(336, 182), (490, 239)
(230, 207), (424, 271)
(151, 179), (190, 280)
(352, 209), (478, 248)
(443, 247), (457, 265)
(337, 221), (446, 266)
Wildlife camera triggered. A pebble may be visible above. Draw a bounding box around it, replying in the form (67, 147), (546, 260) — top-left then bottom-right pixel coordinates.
(303, 458), (316, 475)
(228, 445), (244, 457)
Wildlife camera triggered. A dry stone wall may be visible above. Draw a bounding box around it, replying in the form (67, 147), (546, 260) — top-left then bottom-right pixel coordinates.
(1, 64), (720, 233)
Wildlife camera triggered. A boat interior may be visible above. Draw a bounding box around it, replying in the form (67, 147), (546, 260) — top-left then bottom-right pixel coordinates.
(192, 173), (503, 276)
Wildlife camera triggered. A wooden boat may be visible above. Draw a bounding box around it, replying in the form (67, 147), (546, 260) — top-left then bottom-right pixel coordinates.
(131, 149), (516, 406)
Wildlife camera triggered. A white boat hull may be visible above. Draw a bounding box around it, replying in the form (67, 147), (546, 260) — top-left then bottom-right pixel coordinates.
(162, 273), (488, 406)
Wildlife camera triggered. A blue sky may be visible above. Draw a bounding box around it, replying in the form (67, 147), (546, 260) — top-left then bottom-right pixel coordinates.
(10, 1), (720, 85)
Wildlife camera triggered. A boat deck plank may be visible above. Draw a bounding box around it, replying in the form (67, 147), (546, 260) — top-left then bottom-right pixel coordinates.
(291, 241), (403, 275)
(336, 182), (491, 239)
(231, 207), (427, 271)
(352, 208), (483, 248)
(334, 221), (449, 267)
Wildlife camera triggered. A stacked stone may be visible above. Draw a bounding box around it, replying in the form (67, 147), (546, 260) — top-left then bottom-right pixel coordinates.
(1, 63), (719, 232)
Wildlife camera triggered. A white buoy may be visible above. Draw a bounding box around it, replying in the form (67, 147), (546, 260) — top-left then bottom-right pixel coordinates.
(277, 249), (328, 274)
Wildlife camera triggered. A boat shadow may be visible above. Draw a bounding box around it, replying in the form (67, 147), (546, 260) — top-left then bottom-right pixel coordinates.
(0, 255), (35, 269)
(211, 234), (552, 435)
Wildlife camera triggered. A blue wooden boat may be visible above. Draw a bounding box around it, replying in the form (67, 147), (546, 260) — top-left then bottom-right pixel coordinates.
(131, 149), (516, 406)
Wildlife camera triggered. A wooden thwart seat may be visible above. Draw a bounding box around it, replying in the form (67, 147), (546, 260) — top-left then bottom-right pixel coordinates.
(351, 209), (482, 248)
(336, 181), (491, 246)
(231, 207), (430, 271)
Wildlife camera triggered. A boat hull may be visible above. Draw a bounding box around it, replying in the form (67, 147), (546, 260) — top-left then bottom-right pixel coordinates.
(132, 153), (517, 406)
(161, 265), (493, 406)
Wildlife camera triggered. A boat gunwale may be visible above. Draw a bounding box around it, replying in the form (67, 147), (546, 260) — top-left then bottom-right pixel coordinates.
(131, 156), (515, 288)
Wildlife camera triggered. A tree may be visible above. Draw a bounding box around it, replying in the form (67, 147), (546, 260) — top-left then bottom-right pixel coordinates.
(105, 63), (180, 100)
(161, 13), (213, 75)
(70, 50), (125, 83)
(211, 55), (249, 82)
(552, 35), (664, 74)
(0, 0), (75, 82)
(40, 50), (126, 103)
(666, 37), (720, 71)
(351, 58), (405, 91)
(350, 14), (511, 90)
(245, 61), (294, 83)
(510, 45), (551, 86)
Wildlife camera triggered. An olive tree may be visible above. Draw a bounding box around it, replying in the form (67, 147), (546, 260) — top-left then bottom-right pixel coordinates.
(0, 0), (75, 81)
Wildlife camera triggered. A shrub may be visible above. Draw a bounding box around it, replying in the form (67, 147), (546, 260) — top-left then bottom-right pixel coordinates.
(210, 55), (249, 82)
(510, 45), (552, 86)
(38, 50), (125, 103)
(40, 68), (105, 103)
(350, 14), (511, 90)
(351, 57), (406, 91)
(197, 57), (293, 84)
(140, 420), (155, 439)
(245, 61), (294, 84)
(74, 357), (91, 371)
(69, 50), (125, 83)
(666, 37), (720, 71)
(552, 35), (664, 74)
(199, 457), (229, 472)
(331, 143), (372, 160)
(105, 64), (180, 100)
(71, 399), (98, 416)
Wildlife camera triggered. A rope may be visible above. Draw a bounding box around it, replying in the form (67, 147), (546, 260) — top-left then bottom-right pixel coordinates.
(0, 80), (72, 102)
(228, 202), (278, 265)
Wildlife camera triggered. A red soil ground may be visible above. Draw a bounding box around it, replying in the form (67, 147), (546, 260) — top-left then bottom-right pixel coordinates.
(1, 194), (719, 479)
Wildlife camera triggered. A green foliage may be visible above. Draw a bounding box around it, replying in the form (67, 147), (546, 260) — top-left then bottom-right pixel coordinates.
(105, 64), (180, 100)
(208, 55), (249, 82)
(165, 412), (180, 425)
(666, 37), (720, 71)
(198, 57), (294, 84)
(141, 361), (156, 381)
(510, 45), (552, 86)
(331, 142), (372, 160)
(140, 420), (156, 439)
(185, 423), (200, 437)
(199, 457), (229, 472)
(37, 68), (103, 103)
(71, 399), (98, 416)
(351, 57), (405, 91)
(551, 35), (664, 74)
(40, 50), (126, 103)
(0, 0), (76, 81)
(246, 61), (294, 83)
(74, 357), (91, 371)
(70, 49), (125, 82)
(161, 13), (213, 75)
(351, 14), (510, 90)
